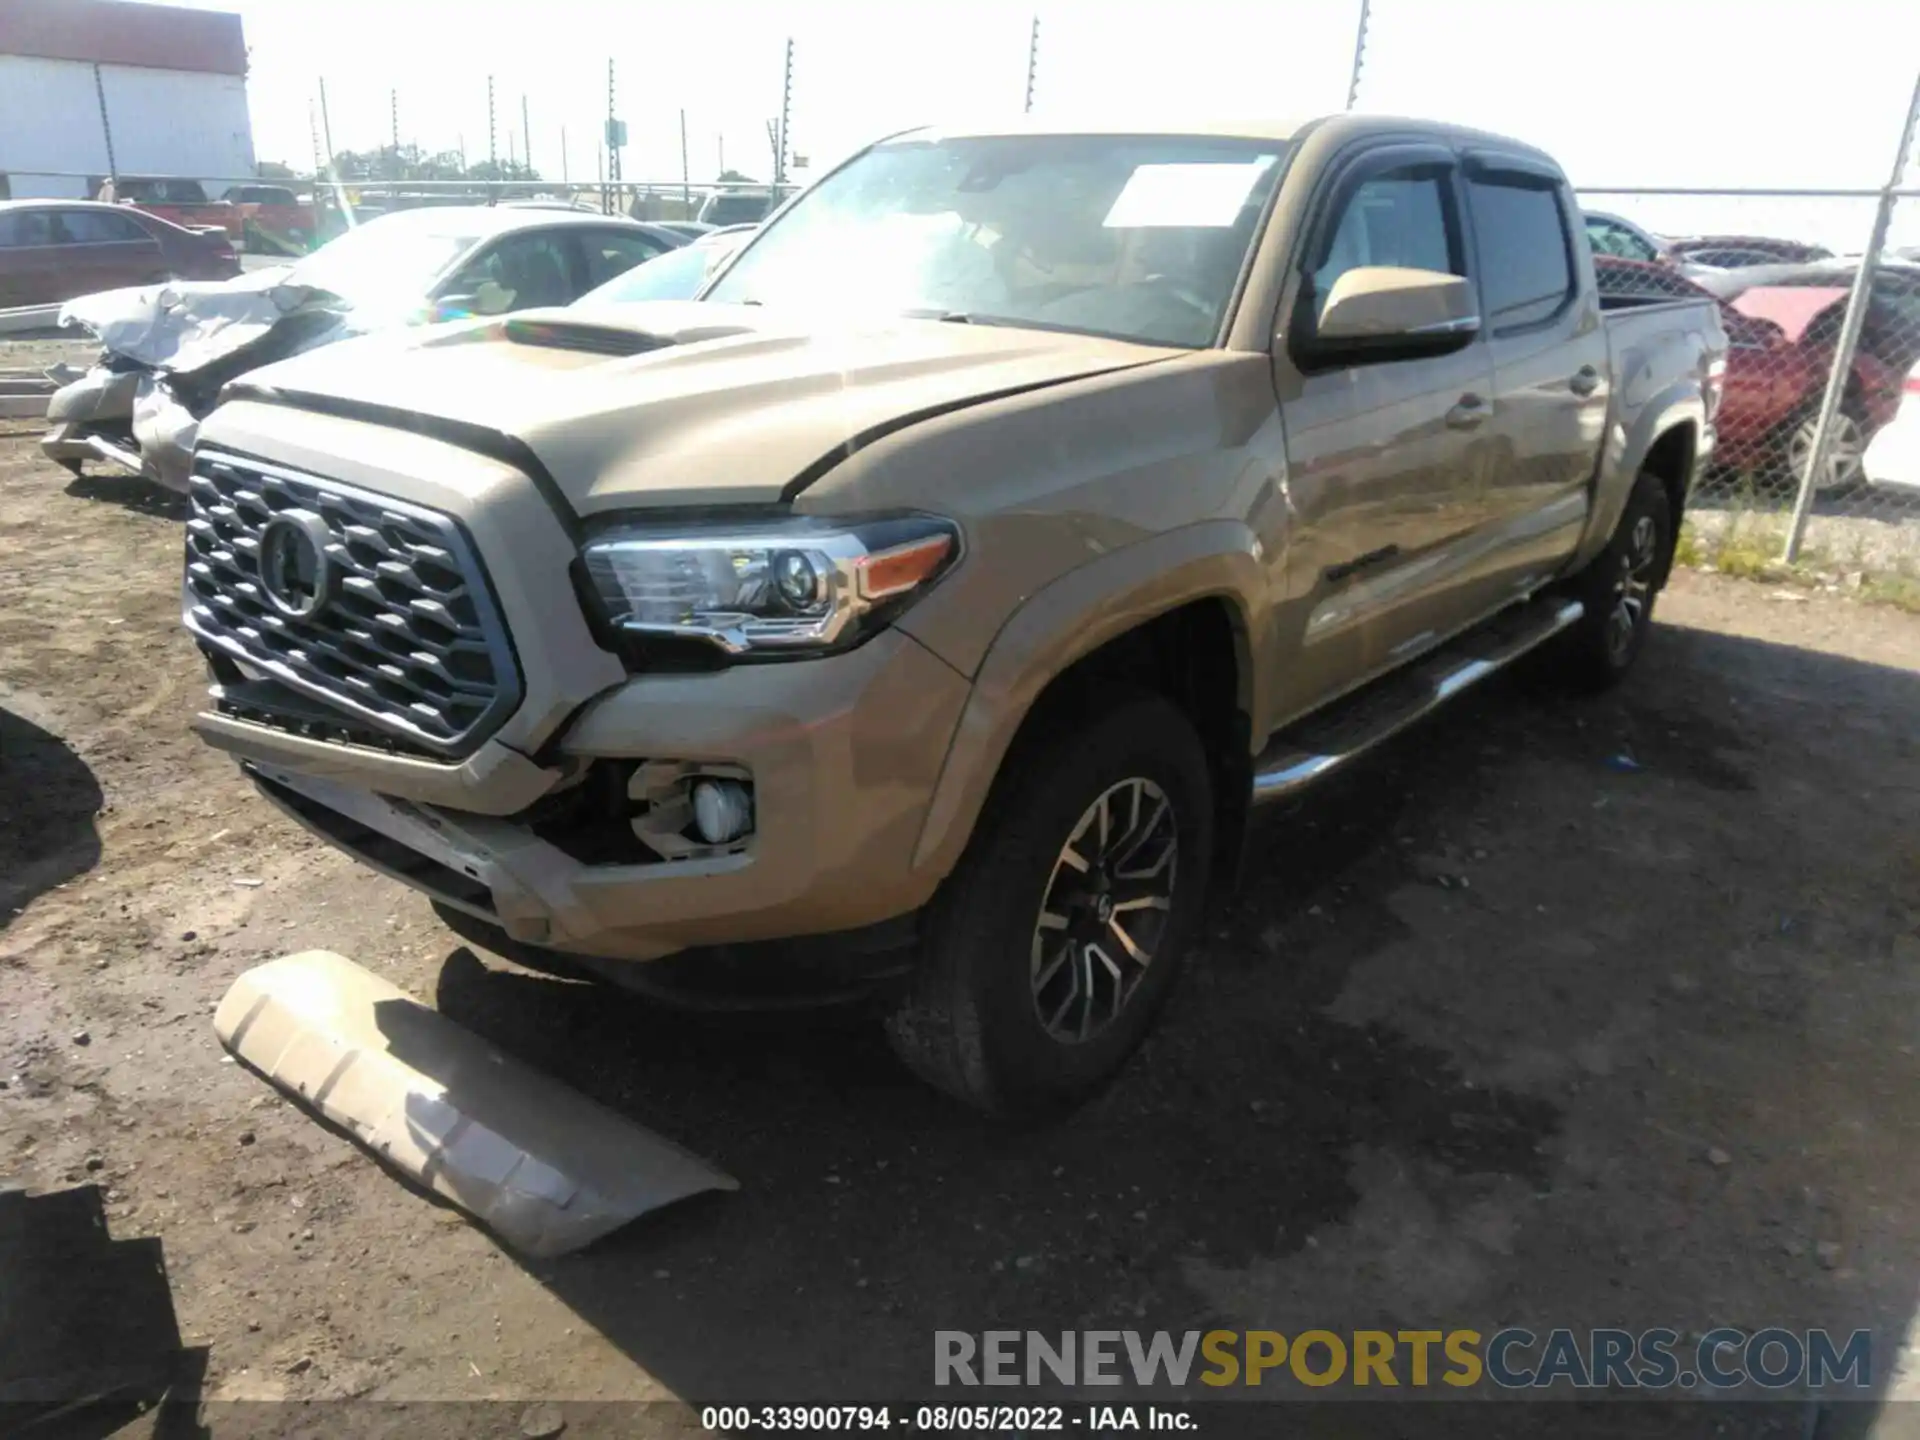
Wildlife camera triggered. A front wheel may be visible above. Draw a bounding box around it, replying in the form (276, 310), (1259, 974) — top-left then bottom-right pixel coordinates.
(1551, 468), (1672, 691)
(883, 693), (1214, 1115)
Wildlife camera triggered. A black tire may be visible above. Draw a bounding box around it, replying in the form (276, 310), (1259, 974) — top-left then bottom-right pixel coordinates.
(883, 692), (1214, 1115)
(1552, 468), (1672, 692)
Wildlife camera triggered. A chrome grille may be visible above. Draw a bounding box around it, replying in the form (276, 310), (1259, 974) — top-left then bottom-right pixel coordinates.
(183, 451), (519, 757)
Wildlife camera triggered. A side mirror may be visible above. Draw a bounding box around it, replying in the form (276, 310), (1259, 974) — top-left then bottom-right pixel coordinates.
(431, 293), (478, 321)
(1306, 265), (1479, 365)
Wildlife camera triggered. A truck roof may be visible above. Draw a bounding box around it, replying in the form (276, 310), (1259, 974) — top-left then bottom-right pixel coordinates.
(893, 113), (1559, 169)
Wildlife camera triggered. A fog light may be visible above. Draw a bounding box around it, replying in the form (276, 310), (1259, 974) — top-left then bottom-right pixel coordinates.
(692, 779), (753, 845)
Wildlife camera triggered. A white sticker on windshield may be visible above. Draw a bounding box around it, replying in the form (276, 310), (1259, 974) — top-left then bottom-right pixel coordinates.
(1102, 159), (1274, 229)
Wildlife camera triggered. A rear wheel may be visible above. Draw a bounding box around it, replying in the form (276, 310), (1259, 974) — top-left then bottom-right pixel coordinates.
(1784, 405), (1868, 494)
(883, 693), (1213, 1115)
(1551, 468), (1671, 691)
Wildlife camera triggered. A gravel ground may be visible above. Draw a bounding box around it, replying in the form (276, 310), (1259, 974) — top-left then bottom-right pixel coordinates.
(3, 416), (1920, 1436)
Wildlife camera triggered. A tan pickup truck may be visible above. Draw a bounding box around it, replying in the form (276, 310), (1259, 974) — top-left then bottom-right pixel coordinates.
(182, 115), (1727, 1113)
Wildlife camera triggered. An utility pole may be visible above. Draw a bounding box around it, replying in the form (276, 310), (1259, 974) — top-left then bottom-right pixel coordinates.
(775, 37), (794, 187)
(317, 76), (337, 174)
(318, 76), (345, 226)
(718, 136), (725, 177)
(487, 75), (497, 171)
(390, 88), (401, 179)
(92, 64), (118, 188)
(561, 125), (569, 186)
(680, 108), (690, 210)
(606, 58), (623, 203)
(1345, 0), (1371, 110)
(1024, 14), (1039, 113)
(521, 94), (532, 180)
(308, 99), (322, 176)
(1784, 66), (1920, 560)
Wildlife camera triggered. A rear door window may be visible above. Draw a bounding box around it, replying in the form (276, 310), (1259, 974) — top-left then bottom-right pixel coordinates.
(58, 210), (149, 243)
(0, 211), (58, 247)
(1467, 176), (1575, 331)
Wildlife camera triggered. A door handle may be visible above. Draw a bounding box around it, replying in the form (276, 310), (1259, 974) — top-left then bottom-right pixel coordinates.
(1569, 365), (1601, 397)
(1445, 394), (1490, 429)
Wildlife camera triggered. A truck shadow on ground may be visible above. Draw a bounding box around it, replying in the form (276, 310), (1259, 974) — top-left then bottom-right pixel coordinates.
(430, 622), (1920, 1428)
(62, 470), (190, 521)
(0, 706), (103, 929)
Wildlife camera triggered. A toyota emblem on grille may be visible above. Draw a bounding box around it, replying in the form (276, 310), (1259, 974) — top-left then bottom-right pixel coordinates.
(256, 511), (336, 619)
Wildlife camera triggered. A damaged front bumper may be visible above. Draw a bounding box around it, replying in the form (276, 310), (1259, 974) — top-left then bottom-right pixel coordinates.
(222, 619), (971, 964)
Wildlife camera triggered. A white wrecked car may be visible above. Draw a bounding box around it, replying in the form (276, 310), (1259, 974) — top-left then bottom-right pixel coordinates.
(42, 206), (684, 490)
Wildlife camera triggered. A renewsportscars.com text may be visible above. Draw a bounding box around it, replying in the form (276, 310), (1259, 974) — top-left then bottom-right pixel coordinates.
(935, 1328), (1872, 1391)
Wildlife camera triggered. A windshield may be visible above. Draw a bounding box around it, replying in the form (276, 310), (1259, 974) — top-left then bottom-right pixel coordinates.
(579, 234), (748, 305)
(287, 214), (477, 312)
(706, 133), (1286, 347)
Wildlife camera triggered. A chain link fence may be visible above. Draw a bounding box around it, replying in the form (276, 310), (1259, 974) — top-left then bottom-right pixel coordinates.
(1576, 178), (1920, 595)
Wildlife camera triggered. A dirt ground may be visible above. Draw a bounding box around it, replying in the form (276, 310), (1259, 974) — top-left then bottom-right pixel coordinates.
(3, 410), (1920, 1435)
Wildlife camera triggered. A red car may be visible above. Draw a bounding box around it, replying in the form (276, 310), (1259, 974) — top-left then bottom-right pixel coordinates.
(1594, 257), (1898, 490)
(96, 176), (243, 244)
(0, 200), (240, 308)
(223, 184), (319, 256)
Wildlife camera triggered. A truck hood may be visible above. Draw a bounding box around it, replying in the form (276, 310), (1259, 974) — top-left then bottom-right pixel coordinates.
(230, 301), (1180, 512)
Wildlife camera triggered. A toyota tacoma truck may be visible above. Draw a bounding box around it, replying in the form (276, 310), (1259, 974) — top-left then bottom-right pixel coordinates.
(179, 115), (1727, 1113)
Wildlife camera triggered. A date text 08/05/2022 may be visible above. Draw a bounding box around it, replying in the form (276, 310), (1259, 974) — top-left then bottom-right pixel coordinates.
(701, 1406), (1193, 1432)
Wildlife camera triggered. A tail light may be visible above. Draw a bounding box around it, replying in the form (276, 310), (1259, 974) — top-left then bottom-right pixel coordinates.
(1705, 355), (1728, 418)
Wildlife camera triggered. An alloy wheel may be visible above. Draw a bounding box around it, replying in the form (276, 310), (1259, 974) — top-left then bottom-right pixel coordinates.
(1606, 513), (1659, 666)
(1030, 777), (1178, 1044)
(1787, 413), (1866, 493)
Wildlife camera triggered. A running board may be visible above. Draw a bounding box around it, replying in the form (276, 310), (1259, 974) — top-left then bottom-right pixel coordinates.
(1251, 598), (1583, 804)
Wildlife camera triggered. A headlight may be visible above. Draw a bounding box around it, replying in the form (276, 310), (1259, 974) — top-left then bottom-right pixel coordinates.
(580, 513), (959, 658)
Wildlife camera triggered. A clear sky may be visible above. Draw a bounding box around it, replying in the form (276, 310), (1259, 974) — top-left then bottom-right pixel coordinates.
(148, 0), (1920, 249)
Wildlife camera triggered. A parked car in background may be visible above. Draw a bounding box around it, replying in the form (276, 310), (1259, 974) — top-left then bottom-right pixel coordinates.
(1728, 283), (1904, 491)
(1862, 360), (1920, 491)
(222, 184), (317, 256)
(1584, 210), (1675, 266)
(694, 187), (784, 226)
(99, 175), (243, 243)
(574, 223), (755, 305)
(43, 205), (686, 489)
(1594, 256), (1901, 493)
(1669, 234), (1834, 269)
(653, 221), (716, 241)
(0, 200), (238, 307)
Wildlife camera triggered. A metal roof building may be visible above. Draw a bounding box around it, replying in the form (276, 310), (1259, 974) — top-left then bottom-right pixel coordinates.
(0, 0), (256, 199)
